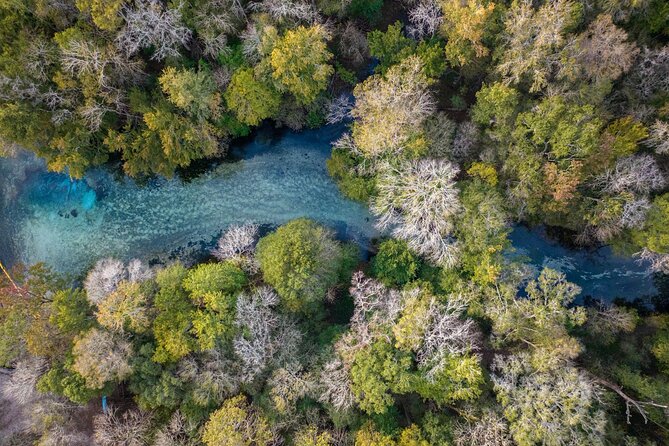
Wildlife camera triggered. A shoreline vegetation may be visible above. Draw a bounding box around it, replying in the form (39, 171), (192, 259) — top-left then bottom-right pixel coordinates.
(1, 0), (669, 444)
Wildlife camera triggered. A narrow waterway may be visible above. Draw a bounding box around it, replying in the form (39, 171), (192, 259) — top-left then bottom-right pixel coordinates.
(0, 125), (657, 300)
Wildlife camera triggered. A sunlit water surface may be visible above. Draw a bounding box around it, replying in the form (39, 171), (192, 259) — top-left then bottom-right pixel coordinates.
(0, 125), (657, 301)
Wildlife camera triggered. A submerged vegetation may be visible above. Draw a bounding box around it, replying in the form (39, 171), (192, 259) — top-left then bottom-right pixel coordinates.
(1, 0), (669, 444)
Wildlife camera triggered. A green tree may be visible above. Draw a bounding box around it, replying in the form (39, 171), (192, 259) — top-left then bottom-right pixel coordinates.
(202, 395), (274, 446)
(368, 21), (415, 73)
(631, 194), (669, 254)
(371, 239), (420, 287)
(159, 66), (220, 120)
(49, 288), (94, 335)
(269, 25), (334, 104)
(350, 340), (413, 414)
(224, 68), (281, 126)
(75, 0), (125, 31)
(152, 264), (197, 363)
(256, 219), (347, 313)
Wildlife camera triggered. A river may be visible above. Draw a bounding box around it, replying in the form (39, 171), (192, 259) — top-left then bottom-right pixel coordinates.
(0, 125), (657, 301)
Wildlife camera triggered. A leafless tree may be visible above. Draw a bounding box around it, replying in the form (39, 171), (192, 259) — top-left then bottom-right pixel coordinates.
(424, 112), (457, 158)
(317, 356), (355, 411)
(336, 21), (368, 65)
(116, 0), (192, 61)
(212, 223), (259, 272)
(349, 272), (403, 345)
(646, 120), (669, 154)
(249, 0), (320, 23)
(636, 247), (669, 274)
(572, 14), (638, 82)
(126, 259), (153, 283)
(417, 295), (480, 380)
(626, 46), (669, 100)
(453, 121), (481, 163)
(233, 287), (302, 382)
(153, 411), (198, 446)
(596, 154), (665, 195)
(84, 258), (127, 304)
(194, 0), (247, 58)
(240, 24), (263, 63)
(93, 406), (151, 446)
(620, 197), (651, 229)
(325, 94), (353, 125)
(491, 354), (608, 446)
(2, 357), (47, 406)
(585, 302), (637, 343)
(407, 0), (443, 39)
(453, 412), (513, 446)
(372, 159), (461, 267)
(178, 350), (241, 406)
(72, 328), (133, 389)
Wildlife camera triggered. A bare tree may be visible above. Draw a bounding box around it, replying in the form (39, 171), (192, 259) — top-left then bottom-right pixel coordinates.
(268, 362), (315, 414)
(336, 21), (369, 65)
(233, 287), (302, 382)
(372, 159), (461, 267)
(84, 258), (127, 304)
(626, 46), (669, 100)
(317, 356), (355, 411)
(72, 328), (133, 389)
(116, 0), (192, 61)
(646, 120), (669, 154)
(349, 272), (403, 345)
(424, 112), (457, 158)
(153, 411), (198, 446)
(93, 407), (151, 446)
(417, 295), (480, 379)
(249, 0), (320, 23)
(212, 223), (259, 272)
(178, 350), (241, 406)
(325, 94), (353, 125)
(194, 0), (246, 58)
(620, 197), (651, 229)
(572, 14), (638, 82)
(596, 154), (665, 195)
(453, 412), (513, 446)
(407, 0), (443, 39)
(636, 247), (669, 274)
(491, 354), (608, 446)
(2, 357), (47, 406)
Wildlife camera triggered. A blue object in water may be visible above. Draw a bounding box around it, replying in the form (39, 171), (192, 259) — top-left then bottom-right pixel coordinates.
(102, 395), (108, 413)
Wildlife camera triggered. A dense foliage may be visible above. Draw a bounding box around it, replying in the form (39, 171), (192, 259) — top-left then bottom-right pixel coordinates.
(2, 0), (669, 444)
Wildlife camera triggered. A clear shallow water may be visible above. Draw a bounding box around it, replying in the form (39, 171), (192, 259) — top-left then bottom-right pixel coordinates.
(0, 125), (377, 274)
(0, 125), (657, 300)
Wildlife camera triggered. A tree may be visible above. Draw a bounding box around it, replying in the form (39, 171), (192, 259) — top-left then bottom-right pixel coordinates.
(96, 281), (153, 334)
(497, 0), (582, 92)
(50, 288), (94, 335)
(202, 395), (274, 446)
(72, 327), (133, 389)
(456, 179), (509, 284)
(631, 194), (669, 256)
(93, 407), (152, 446)
(152, 264), (197, 363)
(486, 268), (586, 371)
(371, 239), (420, 287)
(453, 412), (513, 446)
(350, 340), (413, 414)
(368, 21), (415, 73)
(75, 0), (125, 31)
(492, 354), (607, 446)
(471, 82), (519, 141)
(256, 219), (347, 313)
(440, 0), (496, 66)
(182, 262), (247, 298)
(224, 68), (281, 126)
(408, 0), (443, 39)
(269, 25), (333, 104)
(646, 120), (669, 155)
(570, 14), (638, 83)
(159, 67), (220, 120)
(372, 159), (461, 267)
(84, 258), (127, 304)
(116, 0), (191, 61)
(351, 56), (435, 157)
(233, 287), (302, 381)
(595, 154), (665, 195)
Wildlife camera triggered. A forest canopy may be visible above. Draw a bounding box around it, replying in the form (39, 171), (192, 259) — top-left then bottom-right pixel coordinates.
(1, 0), (669, 445)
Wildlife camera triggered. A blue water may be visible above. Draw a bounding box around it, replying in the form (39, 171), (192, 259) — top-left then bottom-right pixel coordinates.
(0, 125), (657, 300)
